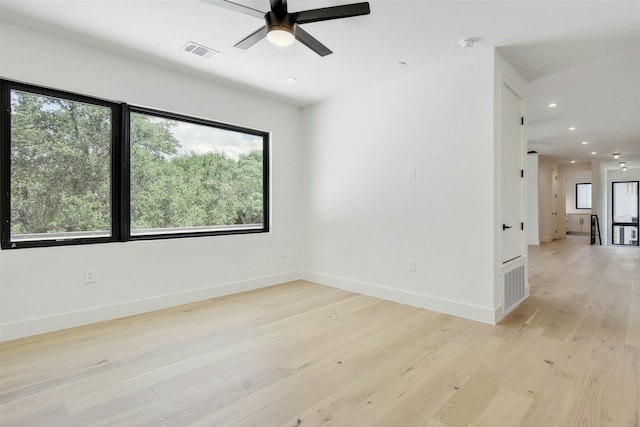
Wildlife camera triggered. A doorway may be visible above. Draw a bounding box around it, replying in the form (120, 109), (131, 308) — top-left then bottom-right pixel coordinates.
(500, 82), (525, 264)
(612, 181), (639, 246)
(552, 170), (559, 240)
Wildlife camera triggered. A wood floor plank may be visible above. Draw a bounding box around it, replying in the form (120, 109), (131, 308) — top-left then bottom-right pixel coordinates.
(541, 292), (590, 341)
(370, 335), (506, 427)
(315, 341), (467, 427)
(209, 311), (441, 426)
(469, 387), (533, 427)
(617, 346), (640, 427)
(433, 363), (505, 427)
(98, 365), (292, 427)
(568, 349), (624, 426)
(626, 295), (640, 348)
(501, 335), (564, 398)
(518, 368), (580, 427)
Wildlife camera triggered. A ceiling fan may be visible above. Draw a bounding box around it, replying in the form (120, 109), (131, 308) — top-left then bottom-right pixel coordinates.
(202, 0), (371, 56)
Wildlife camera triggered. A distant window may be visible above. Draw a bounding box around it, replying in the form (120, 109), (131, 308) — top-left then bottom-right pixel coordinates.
(612, 181), (639, 246)
(576, 183), (592, 209)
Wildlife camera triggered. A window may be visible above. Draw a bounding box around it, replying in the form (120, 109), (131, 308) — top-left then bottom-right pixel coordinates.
(612, 181), (639, 246)
(1, 80), (269, 249)
(576, 183), (592, 209)
(1, 83), (120, 247)
(129, 108), (267, 237)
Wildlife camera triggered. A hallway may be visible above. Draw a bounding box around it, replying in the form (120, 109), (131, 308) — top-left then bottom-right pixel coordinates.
(513, 235), (640, 425)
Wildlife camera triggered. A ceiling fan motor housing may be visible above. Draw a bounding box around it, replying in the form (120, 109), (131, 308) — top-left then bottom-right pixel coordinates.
(265, 11), (295, 36)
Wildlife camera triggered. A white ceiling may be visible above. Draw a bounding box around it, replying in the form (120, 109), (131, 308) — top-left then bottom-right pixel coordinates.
(1, 0), (639, 168)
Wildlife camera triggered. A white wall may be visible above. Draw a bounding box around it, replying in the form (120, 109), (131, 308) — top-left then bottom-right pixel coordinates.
(0, 21), (304, 340)
(538, 157), (557, 242)
(591, 159), (609, 245)
(563, 165), (591, 215)
(300, 48), (499, 323)
(527, 153), (540, 245)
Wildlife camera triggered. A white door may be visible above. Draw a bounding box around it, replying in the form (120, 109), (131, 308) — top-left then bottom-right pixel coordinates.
(551, 170), (559, 239)
(500, 83), (524, 264)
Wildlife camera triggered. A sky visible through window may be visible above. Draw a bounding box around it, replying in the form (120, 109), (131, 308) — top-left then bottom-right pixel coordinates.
(153, 117), (262, 161)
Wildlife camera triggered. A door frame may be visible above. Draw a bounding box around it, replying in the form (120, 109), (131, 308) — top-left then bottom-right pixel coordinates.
(499, 80), (526, 265)
(611, 180), (639, 246)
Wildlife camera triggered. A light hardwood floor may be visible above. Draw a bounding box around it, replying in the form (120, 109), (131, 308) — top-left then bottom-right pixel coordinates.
(1, 236), (638, 426)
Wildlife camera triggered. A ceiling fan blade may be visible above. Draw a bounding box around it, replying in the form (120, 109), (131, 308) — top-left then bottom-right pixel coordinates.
(269, 0), (288, 17)
(234, 26), (268, 49)
(292, 2), (370, 25)
(294, 26), (332, 57)
(200, 0), (265, 19)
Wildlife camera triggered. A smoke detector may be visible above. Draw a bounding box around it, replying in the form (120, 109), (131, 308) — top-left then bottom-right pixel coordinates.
(182, 41), (220, 59)
(459, 38), (475, 48)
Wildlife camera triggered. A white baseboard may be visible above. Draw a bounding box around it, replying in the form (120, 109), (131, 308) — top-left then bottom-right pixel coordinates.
(528, 239), (540, 246)
(0, 271), (302, 342)
(2, 269), (508, 341)
(300, 271), (496, 325)
(539, 236), (553, 243)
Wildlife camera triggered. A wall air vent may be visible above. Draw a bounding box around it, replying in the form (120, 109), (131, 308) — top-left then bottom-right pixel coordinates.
(503, 264), (525, 313)
(182, 41), (220, 59)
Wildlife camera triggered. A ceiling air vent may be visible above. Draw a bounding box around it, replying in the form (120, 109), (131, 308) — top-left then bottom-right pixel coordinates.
(182, 41), (220, 59)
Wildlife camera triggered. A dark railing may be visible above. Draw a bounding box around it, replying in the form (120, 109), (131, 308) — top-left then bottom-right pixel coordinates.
(590, 214), (601, 245)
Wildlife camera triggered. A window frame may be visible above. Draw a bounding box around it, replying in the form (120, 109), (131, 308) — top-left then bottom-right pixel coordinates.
(575, 182), (592, 210)
(125, 105), (270, 242)
(1, 80), (123, 249)
(611, 180), (639, 246)
(0, 79), (270, 249)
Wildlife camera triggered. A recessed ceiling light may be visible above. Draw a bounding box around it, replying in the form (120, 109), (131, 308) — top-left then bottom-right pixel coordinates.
(568, 127), (576, 131)
(571, 160), (576, 163)
(620, 162), (626, 167)
(581, 141), (588, 145)
(591, 152), (597, 155)
(548, 103), (558, 108)
(285, 77), (297, 84)
(623, 167), (628, 172)
(398, 61), (407, 67)
(613, 153), (621, 159)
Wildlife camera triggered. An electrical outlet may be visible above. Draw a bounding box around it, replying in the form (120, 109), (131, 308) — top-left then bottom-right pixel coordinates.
(281, 248), (286, 258)
(408, 169), (416, 181)
(84, 269), (96, 284)
(409, 259), (416, 272)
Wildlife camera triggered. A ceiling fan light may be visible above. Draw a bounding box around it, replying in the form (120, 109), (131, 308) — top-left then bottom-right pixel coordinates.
(267, 28), (295, 46)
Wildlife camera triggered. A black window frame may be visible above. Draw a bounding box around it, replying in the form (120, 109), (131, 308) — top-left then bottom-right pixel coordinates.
(125, 105), (270, 242)
(1, 80), (123, 249)
(575, 182), (592, 210)
(0, 79), (270, 249)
